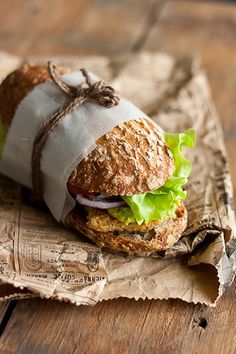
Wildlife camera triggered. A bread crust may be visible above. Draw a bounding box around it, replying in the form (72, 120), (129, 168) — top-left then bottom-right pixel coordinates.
(0, 64), (68, 130)
(65, 204), (187, 254)
(0, 64), (174, 196)
(68, 118), (174, 195)
(85, 205), (170, 233)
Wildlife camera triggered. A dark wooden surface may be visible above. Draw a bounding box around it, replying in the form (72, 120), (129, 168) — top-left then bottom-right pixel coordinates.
(0, 1), (235, 353)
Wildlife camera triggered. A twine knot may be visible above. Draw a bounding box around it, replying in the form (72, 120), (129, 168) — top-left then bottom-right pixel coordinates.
(48, 62), (119, 107)
(32, 61), (120, 197)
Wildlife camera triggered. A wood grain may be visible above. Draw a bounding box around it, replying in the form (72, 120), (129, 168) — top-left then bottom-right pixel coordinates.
(0, 1), (235, 353)
(0, 302), (14, 336)
(0, 281), (235, 354)
(144, 0), (236, 204)
(146, 0), (236, 127)
(0, 0), (162, 57)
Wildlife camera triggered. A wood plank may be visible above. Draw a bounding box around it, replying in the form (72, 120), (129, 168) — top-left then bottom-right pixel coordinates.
(0, 280), (235, 354)
(144, 0), (236, 205)
(0, 301), (15, 336)
(0, 0), (163, 57)
(144, 0), (236, 132)
(0, 297), (214, 353)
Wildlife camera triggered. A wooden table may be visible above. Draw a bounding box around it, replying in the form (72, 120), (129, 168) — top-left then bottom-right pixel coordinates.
(0, 1), (236, 353)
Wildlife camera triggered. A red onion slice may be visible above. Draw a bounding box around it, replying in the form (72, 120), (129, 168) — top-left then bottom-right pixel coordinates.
(76, 194), (126, 209)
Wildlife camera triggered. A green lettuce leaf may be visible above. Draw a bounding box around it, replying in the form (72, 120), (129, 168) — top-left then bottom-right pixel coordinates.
(108, 207), (136, 224)
(108, 129), (196, 225)
(164, 128), (196, 179)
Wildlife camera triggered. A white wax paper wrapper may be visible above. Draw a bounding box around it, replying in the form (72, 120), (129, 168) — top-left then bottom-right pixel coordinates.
(0, 70), (149, 221)
(0, 51), (235, 307)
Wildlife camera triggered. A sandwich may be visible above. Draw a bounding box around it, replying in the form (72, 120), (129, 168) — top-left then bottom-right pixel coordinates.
(0, 64), (196, 254)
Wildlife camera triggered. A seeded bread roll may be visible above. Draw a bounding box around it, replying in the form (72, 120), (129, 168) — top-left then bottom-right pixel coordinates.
(68, 118), (174, 195)
(0, 64), (174, 196)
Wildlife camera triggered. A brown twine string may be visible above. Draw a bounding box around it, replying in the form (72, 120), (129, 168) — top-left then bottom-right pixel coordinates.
(31, 61), (120, 197)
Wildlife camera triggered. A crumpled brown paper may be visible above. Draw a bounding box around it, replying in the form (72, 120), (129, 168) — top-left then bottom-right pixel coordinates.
(0, 51), (235, 306)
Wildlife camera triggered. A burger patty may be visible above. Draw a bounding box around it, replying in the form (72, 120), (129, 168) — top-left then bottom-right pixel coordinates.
(86, 206), (171, 233)
(65, 203), (187, 253)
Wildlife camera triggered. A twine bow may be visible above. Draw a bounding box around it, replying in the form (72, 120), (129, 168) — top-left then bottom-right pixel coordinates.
(32, 61), (120, 197)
